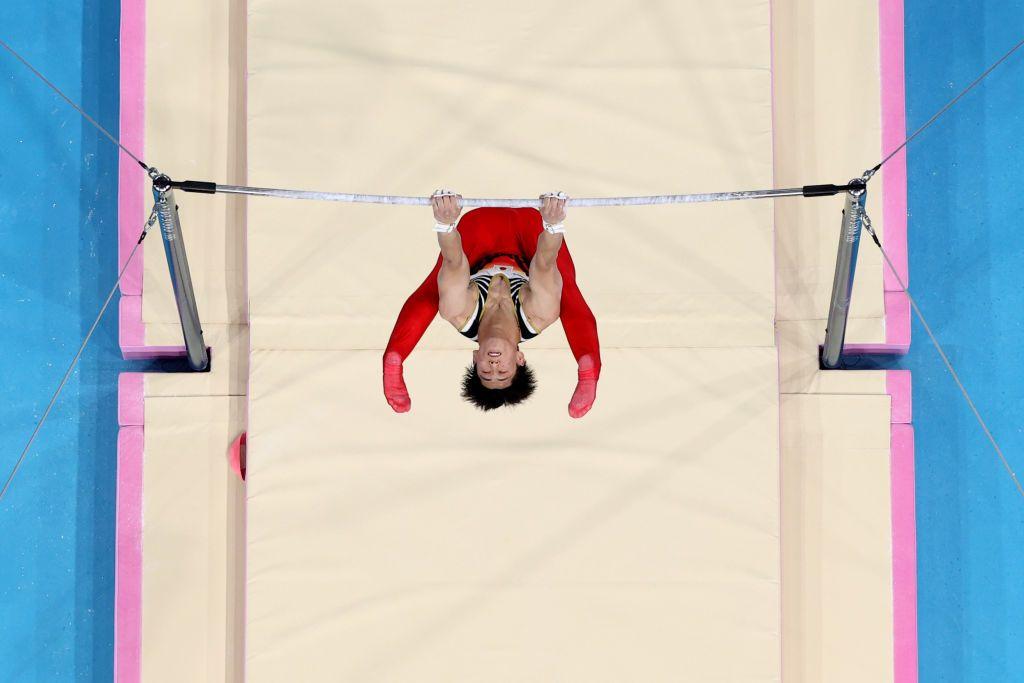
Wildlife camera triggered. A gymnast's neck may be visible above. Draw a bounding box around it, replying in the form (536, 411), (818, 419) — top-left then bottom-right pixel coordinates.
(477, 281), (518, 344)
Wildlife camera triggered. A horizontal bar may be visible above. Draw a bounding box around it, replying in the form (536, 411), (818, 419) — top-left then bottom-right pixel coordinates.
(169, 179), (863, 207)
(212, 184), (809, 207)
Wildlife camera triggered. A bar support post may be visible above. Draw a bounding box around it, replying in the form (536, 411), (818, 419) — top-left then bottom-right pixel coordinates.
(151, 180), (209, 371)
(821, 182), (867, 369)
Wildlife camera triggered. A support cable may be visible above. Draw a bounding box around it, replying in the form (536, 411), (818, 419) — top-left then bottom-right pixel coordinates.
(867, 35), (1024, 178)
(862, 213), (1024, 500)
(0, 37), (151, 172)
(0, 209), (159, 503)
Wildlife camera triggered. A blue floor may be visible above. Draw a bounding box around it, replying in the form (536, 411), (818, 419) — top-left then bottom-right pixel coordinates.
(902, 2), (1024, 680)
(0, 1), (132, 681)
(1, 2), (1023, 682)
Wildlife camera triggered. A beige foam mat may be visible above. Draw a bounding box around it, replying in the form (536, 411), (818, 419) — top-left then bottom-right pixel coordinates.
(128, 0), (249, 679)
(141, 324), (249, 397)
(140, 396), (246, 683)
(773, 3), (899, 679)
(247, 201), (775, 352)
(773, 0), (887, 337)
(777, 320), (888, 396)
(246, 347), (780, 681)
(233, 0), (911, 681)
(244, 2), (780, 679)
(247, 0), (776, 351)
(138, 0), (247, 336)
(781, 394), (895, 683)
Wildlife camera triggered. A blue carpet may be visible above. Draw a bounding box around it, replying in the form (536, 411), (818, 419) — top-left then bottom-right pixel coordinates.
(0, 1), (144, 680)
(902, 2), (1024, 681)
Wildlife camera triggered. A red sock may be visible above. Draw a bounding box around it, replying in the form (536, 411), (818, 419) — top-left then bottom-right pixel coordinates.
(569, 354), (599, 419)
(383, 352), (411, 413)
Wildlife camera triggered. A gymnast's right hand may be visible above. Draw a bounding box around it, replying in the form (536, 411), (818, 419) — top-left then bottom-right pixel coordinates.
(431, 189), (463, 230)
(383, 351), (411, 413)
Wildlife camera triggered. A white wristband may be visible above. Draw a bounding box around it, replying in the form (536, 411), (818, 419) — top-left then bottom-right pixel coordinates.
(433, 221), (457, 233)
(543, 221), (565, 234)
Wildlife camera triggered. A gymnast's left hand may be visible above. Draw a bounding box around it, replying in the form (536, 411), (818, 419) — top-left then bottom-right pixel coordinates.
(539, 191), (568, 226)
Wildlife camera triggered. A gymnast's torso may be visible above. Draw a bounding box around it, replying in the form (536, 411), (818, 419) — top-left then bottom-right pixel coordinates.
(456, 257), (544, 342)
(384, 192), (600, 418)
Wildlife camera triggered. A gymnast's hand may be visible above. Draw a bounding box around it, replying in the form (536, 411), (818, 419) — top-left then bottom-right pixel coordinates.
(568, 354), (599, 419)
(431, 189), (463, 227)
(539, 191), (568, 229)
(383, 351), (411, 413)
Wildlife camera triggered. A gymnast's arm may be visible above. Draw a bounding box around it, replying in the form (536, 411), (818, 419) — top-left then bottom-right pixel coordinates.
(556, 248), (602, 419)
(381, 190), (467, 413)
(431, 191), (474, 328)
(532, 192), (601, 417)
(435, 230), (476, 328)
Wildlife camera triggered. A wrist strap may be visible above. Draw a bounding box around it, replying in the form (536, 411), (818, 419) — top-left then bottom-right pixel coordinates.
(543, 221), (565, 234)
(433, 221), (457, 233)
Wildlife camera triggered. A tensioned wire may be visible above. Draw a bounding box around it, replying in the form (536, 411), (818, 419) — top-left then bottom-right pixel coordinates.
(869, 35), (1024, 175)
(0, 34), (805, 206)
(2, 33), (1022, 206)
(861, 213), (1024, 500)
(1, 32), (1022, 501)
(185, 34), (1024, 206)
(0, 36), (151, 172)
(0, 211), (158, 502)
(850, 33), (1024, 501)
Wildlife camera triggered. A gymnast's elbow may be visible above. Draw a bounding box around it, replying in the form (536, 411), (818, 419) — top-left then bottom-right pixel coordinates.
(438, 301), (464, 325)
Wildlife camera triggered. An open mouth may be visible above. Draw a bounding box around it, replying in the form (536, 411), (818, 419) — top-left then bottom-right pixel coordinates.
(487, 351), (501, 357)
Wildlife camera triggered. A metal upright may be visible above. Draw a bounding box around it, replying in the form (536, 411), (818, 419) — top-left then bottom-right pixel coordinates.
(151, 172), (209, 371)
(821, 180), (867, 369)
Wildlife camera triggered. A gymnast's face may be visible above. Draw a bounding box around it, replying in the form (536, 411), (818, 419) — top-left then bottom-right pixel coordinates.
(474, 338), (525, 389)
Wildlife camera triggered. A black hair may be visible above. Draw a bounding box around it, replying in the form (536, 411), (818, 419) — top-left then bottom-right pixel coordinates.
(460, 362), (537, 411)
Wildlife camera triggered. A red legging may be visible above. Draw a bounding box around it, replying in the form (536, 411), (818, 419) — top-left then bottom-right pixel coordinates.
(383, 207), (601, 415)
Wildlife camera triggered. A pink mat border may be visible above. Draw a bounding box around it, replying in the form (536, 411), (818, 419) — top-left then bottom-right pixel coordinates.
(804, 0), (917, 672)
(844, 0), (911, 356)
(878, 1), (918, 680)
(115, 374), (144, 683)
(890, 421), (918, 683)
(115, 0), (186, 362)
(114, 2), (916, 682)
(114, 0), (147, 677)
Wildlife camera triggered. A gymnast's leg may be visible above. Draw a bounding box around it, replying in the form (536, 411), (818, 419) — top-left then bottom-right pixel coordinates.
(384, 201), (519, 412)
(514, 200), (602, 417)
(556, 245), (601, 418)
(382, 255), (443, 412)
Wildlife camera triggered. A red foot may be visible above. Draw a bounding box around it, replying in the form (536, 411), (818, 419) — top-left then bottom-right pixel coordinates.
(569, 381), (597, 418)
(383, 352), (411, 413)
(568, 354), (599, 419)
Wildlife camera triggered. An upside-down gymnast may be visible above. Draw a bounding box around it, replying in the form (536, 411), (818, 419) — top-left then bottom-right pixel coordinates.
(382, 189), (601, 417)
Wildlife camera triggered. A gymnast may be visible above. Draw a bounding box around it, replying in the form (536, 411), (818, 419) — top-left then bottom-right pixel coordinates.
(383, 189), (601, 417)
